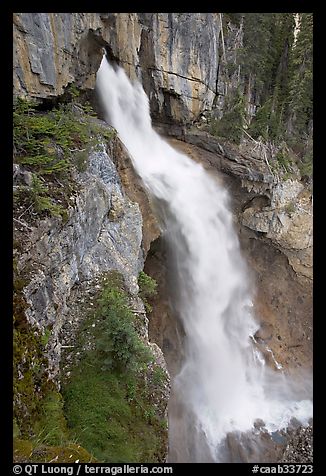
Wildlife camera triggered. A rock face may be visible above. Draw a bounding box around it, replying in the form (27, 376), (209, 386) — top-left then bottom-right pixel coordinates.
(15, 141), (144, 377)
(13, 12), (312, 463)
(242, 179), (313, 280)
(163, 136), (312, 372)
(136, 13), (220, 123)
(13, 13), (107, 97)
(13, 13), (221, 123)
(280, 427), (313, 463)
(159, 127), (313, 282)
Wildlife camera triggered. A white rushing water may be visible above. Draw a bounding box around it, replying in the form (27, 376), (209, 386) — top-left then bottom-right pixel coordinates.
(96, 57), (313, 462)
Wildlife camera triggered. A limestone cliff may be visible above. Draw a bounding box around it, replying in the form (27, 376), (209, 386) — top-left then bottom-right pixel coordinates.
(156, 125), (313, 283)
(14, 13), (221, 123)
(15, 140), (142, 376)
(13, 102), (169, 461)
(13, 12), (312, 463)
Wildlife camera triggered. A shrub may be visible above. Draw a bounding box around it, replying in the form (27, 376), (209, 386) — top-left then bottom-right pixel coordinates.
(152, 366), (167, 387)
(29, 175), (67, 220)
(209, 89), (245, 144)
(62, 273), (167, 463)
(95, 284), (152, 373)
(13, 98), (115, 178)
(138, 271), (158, 313)
(13, 97), (115, 221)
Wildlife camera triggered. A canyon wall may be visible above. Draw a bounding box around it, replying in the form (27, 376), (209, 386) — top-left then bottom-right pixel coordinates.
(14, 13), (221, 123)
(13, 12), (312, 463)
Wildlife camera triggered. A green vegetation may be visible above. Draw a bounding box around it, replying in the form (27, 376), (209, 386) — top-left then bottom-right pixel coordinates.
(13, 84), (166, 463)
(13, 319), (49, 438)
(275, 149), (292, 174)
(287, 14), (313, 139)
(14, 96), (114, 174)
(138, 271), (158, 313)
(63, 358), (166, 462)
(284, 202), (296, 215)
(13, 259), (95, 462)
(13, 257), (49, 439)
(241, 13), (280, 98)
(210, 88), (245, 144)
(13, 439), (95, 463)
(30, 175), (68, 219)
(13, 92), (115, 221)
(13, 174), (68, 222)
(152, 366), (167, 387)
(62, 272), (167, 462)
(299, 151), (313, 178)
(94, 278), (152, 373)
(214, 14), (313, 178)
(32, 391), (68, 446)
(13, 269), (167, 463)
(243, 13), (313, 174)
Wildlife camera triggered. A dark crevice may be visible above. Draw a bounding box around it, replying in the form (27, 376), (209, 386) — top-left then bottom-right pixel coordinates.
(144, 236), (185, 379)
(32, 84), (96, 112)
(147, 66), (216, 94)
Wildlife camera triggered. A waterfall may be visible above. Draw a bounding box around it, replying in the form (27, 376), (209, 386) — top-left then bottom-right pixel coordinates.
(95, 57), (313, 462)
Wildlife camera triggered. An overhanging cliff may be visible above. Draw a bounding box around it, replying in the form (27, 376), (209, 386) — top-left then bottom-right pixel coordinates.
(14, 13), (221, 124)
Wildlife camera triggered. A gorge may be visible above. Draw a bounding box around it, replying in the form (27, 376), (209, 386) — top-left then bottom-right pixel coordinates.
(96, 57), (312, 463)
(13, 13), (313, 464)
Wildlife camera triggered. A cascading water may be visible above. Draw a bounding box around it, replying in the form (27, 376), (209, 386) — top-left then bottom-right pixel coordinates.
(96, 56), (313, 462)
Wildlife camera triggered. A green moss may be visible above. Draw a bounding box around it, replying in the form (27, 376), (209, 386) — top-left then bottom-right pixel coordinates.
(13, 302), (95, 462)
(75, 149), (89, 172)
(13, 419), (21, 439)
(102, 270), (126, 291)
(284, 202), (296, 215)
(13, 261), (166, 463)
(13, 439), (33, 462)
(33, 391), (69, 446)
(13, 309), (96, 462)
(14, 439), (96, 463)
(63, 355), (166, 462)
(13, 264), (45, 438)
(40, 329), (51, 348)
(13, 322), (50, 438)
(13, 262), (64, 447)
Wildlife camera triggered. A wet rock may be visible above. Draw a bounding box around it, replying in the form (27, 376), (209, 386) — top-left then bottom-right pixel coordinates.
(162, 137), (312, 372)
(280, 426), (313, 463)
(254, 322), (273, 341)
